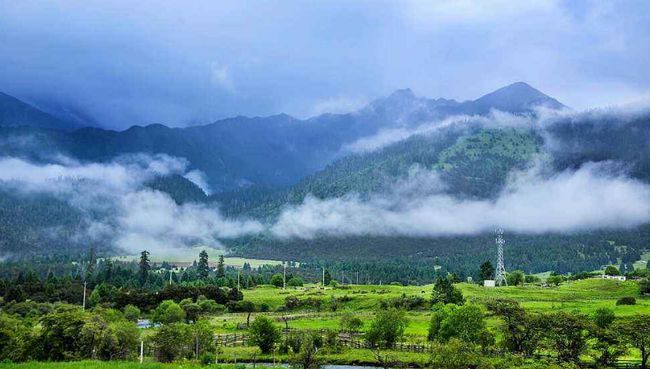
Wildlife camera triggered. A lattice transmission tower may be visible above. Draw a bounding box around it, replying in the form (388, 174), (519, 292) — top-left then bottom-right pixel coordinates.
(495, 228), (507, 286)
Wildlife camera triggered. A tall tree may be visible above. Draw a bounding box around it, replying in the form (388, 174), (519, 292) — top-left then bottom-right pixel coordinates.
(216, 255), (225, 278)
(197, 250), (210, 279)
(618, 315), (650, 369)
(139, 250), (151, 287)
(479, 261), (494, 281)
(324, 269), (332, 286)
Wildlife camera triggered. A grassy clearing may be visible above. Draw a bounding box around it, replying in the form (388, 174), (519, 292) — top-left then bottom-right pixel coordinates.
(206, 278), (649, 339)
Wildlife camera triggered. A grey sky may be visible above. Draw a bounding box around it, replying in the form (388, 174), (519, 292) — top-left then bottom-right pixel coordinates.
(1, 0), (649, 128)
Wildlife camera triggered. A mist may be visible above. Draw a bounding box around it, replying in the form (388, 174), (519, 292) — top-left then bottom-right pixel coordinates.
(271, 162), (650, 238)
(0, 154), (262, 255)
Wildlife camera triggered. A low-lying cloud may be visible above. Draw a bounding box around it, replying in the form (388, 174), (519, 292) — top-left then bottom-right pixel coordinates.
(271, 162), (650, 238)
(0, 154), (262, 255)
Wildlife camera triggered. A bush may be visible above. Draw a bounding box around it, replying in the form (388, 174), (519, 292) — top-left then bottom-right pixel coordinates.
(152, 300), (185, 324)
(270, 274), (284, 288)
(123, 304), (140, 322)
(365, 309), (408, 348)
(200, 352), (216, 365)
(340, 313), (363, 332)
(616, 296), (636, 305)
(287, 277), (304, 287)
(248, 316), (281, 353)
(604, 266), (620, 276)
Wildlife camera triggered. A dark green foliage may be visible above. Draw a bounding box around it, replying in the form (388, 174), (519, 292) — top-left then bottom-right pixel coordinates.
(428, 304), (486, 344)
(138, 251), (150, 287)
(287, 276), (304, 287)
(365, 309), (408, 348)
(270, 273), (284, 288)
(604, 265), (620, 276)
(617, 315), (650, 369)
(146, 174), (207, 204)
(197, 250), (210, 280)
(479, 261), (494, 282)
(485, 299), (544, 356)
(544, 311), (588, 363)
(339, 313), (363, 333)
(616, 296), (636, 305)
(432, 276), (464, 305)
(506, 270), (525, 286)
(248, 316), (281, 354)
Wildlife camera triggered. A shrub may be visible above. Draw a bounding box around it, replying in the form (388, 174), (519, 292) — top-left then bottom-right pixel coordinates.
(340, 313), (363, 332)
(248, 316), (281, 353)
(270, 274), (284, 288)
(287, 277), (304, 287)
(123, 304), (140, 322)
(365, 309), (408, 348)
(616, 296), (636, 305)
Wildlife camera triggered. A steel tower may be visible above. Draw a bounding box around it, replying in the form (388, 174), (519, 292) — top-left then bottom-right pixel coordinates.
(495, 228), (507, 286)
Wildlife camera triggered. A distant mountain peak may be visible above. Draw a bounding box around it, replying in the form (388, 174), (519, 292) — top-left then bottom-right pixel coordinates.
(470, 82), (566, 113)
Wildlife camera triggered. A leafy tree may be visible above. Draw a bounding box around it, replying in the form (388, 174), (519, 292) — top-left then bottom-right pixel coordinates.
(248, 315), (281, 354)
(640, 278), (650, 295)
(197, 250), (210, 280)
(340, 313), (363, 333)
(288, 276), (304, 287)
(365, 309), (408, 348)
(270, 273), (284, 288)
(593, 308), (615, 329)
(138, 250), (151, 287)
(506, 270), (524, 286)
(485, 299), (543, 356)
(617, 315), (650, 369)
(429, 338), (482, 369)
(152, 323), (192, 362)
(37, 307), (88, 360)
(546, 274), (565, 286)
(604, 265), (620, 276)
(216, 255), (225, 278)
(228, 300), (257, 326)
(428, 304), (486, 344)
(431, 276), (464, 305)
(290, 333), (322, 369)
(544, 311), (588, 363)
(123, 305), (141, 322)
(153, 300), (186, 324)
(479, 261), (494, 282)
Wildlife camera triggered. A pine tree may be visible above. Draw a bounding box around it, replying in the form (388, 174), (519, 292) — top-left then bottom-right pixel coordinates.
(198, 250), (210, 279)
(217, 255), (225, 278)
(324, 269), (332, 286)
(139, 250), (151, 287)
(479, 261), (494, 281)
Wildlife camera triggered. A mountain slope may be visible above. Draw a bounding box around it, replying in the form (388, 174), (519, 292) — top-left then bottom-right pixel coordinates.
(0, 92), (79, 130)
(0, 83), (565, 192)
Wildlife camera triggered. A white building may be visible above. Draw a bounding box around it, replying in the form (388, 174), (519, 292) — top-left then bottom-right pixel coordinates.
(601, 274), (626, 281)
(483, 279), (496, 287)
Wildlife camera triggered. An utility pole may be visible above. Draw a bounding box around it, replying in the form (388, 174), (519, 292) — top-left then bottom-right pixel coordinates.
(283, 262), (286, 290)
(356, 272), (359, 285)
(169, 270), (173, 285)
(140, 340), (144, 363)
(237, 270), (240, 290)
(82, 280), (87, 311)
(322, 267), (325, 288)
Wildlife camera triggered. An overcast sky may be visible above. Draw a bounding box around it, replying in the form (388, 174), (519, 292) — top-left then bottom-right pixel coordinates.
(1, 0), (649, 129)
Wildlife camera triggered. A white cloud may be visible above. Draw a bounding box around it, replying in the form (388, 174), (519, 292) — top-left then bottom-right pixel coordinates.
(184, 169), (212, 195)
(0, 154), (261, 254)
(271, 162), (650, 238)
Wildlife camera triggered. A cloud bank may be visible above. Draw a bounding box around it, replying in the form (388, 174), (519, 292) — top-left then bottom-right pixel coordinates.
(271, 162), (650, 238)
(0, 154), (262, 254)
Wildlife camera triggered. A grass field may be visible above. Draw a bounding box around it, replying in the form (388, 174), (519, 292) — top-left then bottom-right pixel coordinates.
(206, 278), (649, 339)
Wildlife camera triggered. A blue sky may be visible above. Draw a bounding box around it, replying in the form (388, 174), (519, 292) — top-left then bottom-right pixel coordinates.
(1, 0), (649, 128)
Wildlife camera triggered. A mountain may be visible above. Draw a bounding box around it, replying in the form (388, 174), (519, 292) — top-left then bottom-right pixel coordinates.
(0, 83), (564, 191)
(465, 82), (566, 114)
(0, 92), (80, 131)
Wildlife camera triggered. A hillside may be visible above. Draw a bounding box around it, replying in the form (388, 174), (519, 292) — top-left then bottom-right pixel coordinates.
(0, 92), (79, 130)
